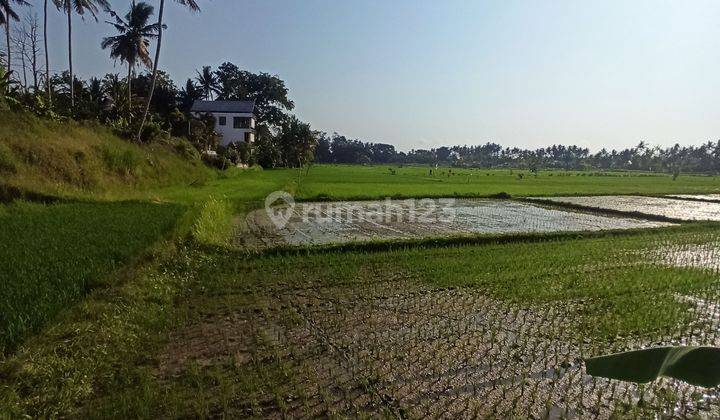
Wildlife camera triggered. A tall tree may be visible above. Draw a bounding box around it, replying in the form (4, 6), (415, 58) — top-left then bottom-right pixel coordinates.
(43, 0), (51, 104)
(195, 65), (218, 100)
(1, 0), (29, 80)
(55, 0), (110, 110)
(178, 77), (200, 111)
(136, 0), (199, 142)
(101, 0), (160, 120)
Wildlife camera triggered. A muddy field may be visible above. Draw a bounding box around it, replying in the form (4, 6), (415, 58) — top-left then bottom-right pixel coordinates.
(238, 199), (670, 249)
(161, 264), (720, 418)
(536, 195), (720, 221)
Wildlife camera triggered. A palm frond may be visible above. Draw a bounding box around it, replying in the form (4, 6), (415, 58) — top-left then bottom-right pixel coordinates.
(175, 0), (200, 12)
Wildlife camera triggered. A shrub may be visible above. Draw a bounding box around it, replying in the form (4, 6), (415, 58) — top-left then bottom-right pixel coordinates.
(140, 120), (169, 143)
(100, 145), (141, 176)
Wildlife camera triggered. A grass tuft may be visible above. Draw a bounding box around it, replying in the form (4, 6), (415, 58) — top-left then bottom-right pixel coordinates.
(191, 197), (235, 246)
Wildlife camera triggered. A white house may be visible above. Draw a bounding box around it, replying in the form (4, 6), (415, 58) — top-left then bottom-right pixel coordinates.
(191, 100), (256, 146)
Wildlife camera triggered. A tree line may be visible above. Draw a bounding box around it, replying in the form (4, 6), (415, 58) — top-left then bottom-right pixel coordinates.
(315, 135), (720, 174)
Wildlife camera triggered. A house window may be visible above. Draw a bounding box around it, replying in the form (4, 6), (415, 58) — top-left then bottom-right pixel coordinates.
(218, 116), (226, 126)
(244, 132), (252, 142)
(233, 117), (251, 129)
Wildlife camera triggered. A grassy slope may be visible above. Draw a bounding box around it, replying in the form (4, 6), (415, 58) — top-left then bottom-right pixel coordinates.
(297, 164), (720, 200)
(0, 112), (212, 200)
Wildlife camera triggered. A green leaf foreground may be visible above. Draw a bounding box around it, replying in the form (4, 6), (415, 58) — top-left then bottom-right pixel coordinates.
(586, 346), (720, 388)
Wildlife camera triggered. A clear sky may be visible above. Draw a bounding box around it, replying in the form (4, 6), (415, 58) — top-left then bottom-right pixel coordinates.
(16, 0), (720, 151)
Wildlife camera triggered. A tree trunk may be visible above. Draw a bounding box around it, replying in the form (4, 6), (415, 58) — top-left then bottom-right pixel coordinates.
(19, 37), (27, 92)
(67, 6), (73, 109)
(127, 62), (132, 122)
(44, 0), (51, 104)
(136, 0), (164, 142)
(5, 9), (10, 75)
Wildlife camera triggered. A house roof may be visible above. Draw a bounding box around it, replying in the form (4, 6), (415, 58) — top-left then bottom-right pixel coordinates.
(191, 100), (255, 114)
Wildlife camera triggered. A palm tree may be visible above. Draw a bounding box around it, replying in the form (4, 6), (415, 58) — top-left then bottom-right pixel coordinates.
(136, 0), (199, 142)
(178, 77), (200, 110)
(1, 0), (30, 78)
(195, 65), (218, 100)
(101, 1), (160, 121)
(55, 0), (110, 110)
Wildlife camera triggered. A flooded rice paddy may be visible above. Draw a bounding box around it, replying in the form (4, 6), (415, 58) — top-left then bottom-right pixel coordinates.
(238, 199), (670, 249)
(536, 195), (720, 221)
(170, 270), (720, 418)
(667, 194), (720, 202)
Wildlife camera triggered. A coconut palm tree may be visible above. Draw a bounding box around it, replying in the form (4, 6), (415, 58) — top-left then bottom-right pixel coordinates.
(136, 0), (199, 142)
(1, 0), (30, 78)
(178, 77), (201, 111)
(55, 0), (110, 110)
(101, 0), (161, 121)
(195, 65), (218, 100)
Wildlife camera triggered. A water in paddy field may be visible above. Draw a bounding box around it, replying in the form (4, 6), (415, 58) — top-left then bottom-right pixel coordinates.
(535, 195), (720, 221)
(667, 194), (720, 202)
(237, 199), (671, 249)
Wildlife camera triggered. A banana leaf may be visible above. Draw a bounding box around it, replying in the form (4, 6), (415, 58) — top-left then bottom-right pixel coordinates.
(585, 346), (720, 388)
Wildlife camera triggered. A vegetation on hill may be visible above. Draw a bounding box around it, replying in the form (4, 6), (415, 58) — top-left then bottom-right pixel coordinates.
(0, 112), (211, 199)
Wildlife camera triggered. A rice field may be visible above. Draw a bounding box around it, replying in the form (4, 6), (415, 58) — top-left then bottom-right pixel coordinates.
(239, 198), (671, 249)
(140, 223), (720, 418)
(535, 195), (720, 221)
(8, 166), (720, 418)
(0, 201), (185, 353)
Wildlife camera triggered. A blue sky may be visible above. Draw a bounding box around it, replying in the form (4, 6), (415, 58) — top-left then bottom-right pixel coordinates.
(17, 0), (720, 151)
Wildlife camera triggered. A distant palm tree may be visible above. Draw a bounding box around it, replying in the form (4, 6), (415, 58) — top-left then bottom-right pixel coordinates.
(136, 0), (199, 142)
(55, 0), (110, 110)
(101, 1), (161, 119)
(178, 77), (201, 110)
(1, 0), (30, 78)
(195, 65), (218, 100)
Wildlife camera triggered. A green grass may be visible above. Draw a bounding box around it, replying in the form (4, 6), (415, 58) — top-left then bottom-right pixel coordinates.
(297, 164), (720, 200)
(0, 112), (213, 200)
(191, 197), (235, 246)
(149, 166), (298, 207)
(0, 200), (185, 354)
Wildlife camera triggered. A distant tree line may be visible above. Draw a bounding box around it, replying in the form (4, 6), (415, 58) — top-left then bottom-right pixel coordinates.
(315, 136), (720, 173)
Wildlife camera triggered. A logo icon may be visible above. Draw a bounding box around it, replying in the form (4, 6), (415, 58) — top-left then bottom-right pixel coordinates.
(265, 191), (295, 229)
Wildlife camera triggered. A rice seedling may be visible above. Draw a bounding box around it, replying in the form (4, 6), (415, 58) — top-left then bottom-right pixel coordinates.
(0, 200), (185, 353)
(119, 223), (720, 417)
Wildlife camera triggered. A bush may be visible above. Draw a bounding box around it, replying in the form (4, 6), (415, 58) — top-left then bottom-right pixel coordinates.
(140, 120), (170, 143)
(100, 145), (141, 176)
(202, 153), (233, 170)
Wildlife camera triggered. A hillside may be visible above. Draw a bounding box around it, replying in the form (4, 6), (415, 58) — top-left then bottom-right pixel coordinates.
(0, 112), (212, 200)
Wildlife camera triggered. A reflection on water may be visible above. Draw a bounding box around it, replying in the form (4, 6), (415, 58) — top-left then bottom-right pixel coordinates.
(239, 199), (671, 249)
